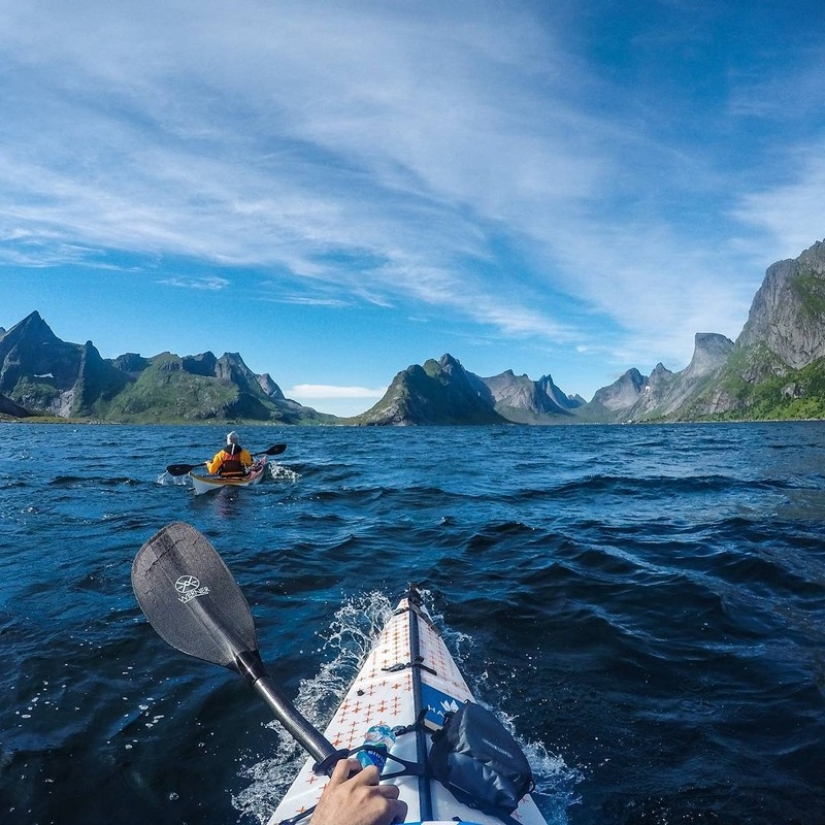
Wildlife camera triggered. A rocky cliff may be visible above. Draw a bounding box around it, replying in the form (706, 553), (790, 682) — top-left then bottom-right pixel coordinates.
(7, 238), (825, 426)
(257, 373), (285, 399)
(580, 239), (825, 422)
(736, 240), (825, 369)
(580, 334), (735, 422)
(589, 367), (648, 414)
(682, 239), (825, 420)
(0, 312), (128, 417)
(479, 369), (583, 423)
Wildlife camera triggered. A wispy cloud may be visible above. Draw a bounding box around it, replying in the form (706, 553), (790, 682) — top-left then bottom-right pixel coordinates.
(273, 296), (350, 308)
(1, 0), (824, 383)
(286, 384), (387, 400)
(732, 148), (825, 260)
(157, 275), (230, 291)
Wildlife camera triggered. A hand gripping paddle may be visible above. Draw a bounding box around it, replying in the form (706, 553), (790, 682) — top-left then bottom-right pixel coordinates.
(131, 521), (345, 772)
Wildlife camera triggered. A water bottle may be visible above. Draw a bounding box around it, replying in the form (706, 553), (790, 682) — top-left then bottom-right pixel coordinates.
(356, 724), (396, 773)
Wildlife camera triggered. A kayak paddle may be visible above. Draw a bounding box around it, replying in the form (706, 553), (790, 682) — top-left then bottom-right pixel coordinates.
(131, 521), (344, 771)
(165, 443), (287, 476)
(165, 462), (207, 476)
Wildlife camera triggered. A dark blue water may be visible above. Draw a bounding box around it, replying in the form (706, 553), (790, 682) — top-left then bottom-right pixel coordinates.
(2, 423), (825, 825)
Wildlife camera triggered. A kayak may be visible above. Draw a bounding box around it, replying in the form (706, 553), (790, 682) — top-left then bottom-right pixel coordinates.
(131, 524), (546, 825)
(188, 457), (267, 495)
(163, 444), (285, 492)
(268, 587), (548, 825)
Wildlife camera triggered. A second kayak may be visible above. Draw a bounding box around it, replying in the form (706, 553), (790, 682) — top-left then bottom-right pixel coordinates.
(189, 456), (268, 495)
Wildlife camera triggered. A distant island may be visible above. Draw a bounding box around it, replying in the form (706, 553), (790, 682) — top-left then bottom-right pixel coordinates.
(2, 239), (825, 425)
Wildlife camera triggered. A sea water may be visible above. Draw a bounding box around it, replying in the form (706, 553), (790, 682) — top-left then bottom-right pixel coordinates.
(1, 422), (824, 824)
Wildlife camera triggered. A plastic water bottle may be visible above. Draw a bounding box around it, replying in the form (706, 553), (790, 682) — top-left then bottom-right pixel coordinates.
(357, 724), (396, 773)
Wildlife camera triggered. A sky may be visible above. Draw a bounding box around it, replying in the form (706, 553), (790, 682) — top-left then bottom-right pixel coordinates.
(1, 0), (824, 416)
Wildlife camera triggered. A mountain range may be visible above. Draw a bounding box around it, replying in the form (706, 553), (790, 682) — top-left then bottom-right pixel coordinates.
(352, 354), (585, 425)
(354, 238), (825, 425)
(0, 312), (333, 424)
(3, 238), (825, 425)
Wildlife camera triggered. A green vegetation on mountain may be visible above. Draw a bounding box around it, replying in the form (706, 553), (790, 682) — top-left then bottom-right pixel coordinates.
(0, 313), (334, 424)
(101, 354), (245, 422)
(690, 351), (825, 421)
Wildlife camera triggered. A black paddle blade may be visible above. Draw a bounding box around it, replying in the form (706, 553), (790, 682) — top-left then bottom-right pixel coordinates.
(264, 443), (287, 456)
(132, 522), (258, 670)
(165, 462), (202, 476)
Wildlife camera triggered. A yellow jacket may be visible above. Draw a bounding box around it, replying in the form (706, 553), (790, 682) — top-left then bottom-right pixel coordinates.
(207, 446), (254, 476)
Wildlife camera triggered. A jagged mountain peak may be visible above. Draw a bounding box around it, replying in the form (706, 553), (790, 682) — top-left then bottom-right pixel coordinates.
(684, 333), (734, 378)
(219, 351), (247, 367)
(2, 310), (59, 345)
(356, 354), (508, 425)
(433, 353), (465, 375)
(680, 238), (825, 419)
(7, 237), (825, 425)
(357, 356), (581, 425)
(584, 334), (734, 421)
(590, 368), (647, 411)
(478, 369), (581, 421)
(182, 352), (218, 374)
(736, 238), (825, 369)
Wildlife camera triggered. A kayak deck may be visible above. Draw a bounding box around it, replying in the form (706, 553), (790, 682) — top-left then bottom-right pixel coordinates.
(189, 457), (267, 495)
(268, 591), (546, 825)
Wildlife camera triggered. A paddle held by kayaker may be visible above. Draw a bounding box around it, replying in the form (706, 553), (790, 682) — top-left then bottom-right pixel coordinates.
(311, 758), (407, 825)
(206, 431), (254, 477)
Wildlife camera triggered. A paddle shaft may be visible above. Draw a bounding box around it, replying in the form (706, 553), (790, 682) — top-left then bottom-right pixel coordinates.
(234, 649), (345, 771)
(165, 461), (207, 475)
(235, 650), (347, 772)
(259, 678), (335, 762)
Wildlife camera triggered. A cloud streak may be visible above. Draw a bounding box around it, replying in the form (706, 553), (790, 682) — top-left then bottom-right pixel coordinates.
(158, 275), (230, 291)
(287, 385), (386, 400)
(1, 0), (824, 389)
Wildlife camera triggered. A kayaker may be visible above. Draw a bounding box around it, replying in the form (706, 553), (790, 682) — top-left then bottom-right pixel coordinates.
(206, 431), (254, 477)
(311, 758), (407, 825)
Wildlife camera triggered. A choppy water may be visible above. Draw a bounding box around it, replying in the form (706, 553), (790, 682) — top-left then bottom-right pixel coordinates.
(2, 422), (825, 825)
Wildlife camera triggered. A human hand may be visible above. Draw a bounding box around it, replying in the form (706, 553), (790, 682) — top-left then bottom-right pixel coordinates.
(311, 758), (407, 825)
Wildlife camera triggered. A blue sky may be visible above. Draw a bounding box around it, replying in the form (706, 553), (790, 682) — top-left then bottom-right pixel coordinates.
(2, 0), (824, 416)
